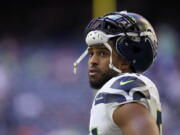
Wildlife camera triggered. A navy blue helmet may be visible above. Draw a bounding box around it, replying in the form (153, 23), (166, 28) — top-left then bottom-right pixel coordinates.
(85, 11), (158, 73)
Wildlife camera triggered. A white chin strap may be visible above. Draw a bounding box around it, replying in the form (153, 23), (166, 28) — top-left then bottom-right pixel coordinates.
(73, 44), (122, 74)
(73, 49), (88, 74)
(73, 30), (122, 74)
(104, 43), (122, 74)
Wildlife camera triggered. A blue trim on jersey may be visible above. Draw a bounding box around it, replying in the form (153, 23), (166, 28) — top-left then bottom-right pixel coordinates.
(156, 110), (162, 132)
(95, 93), (126, 105)
(133, 91), (147, 100)
(111, 76), (145, 93)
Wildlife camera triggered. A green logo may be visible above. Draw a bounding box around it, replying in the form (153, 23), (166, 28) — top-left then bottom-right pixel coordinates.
(120, 80), (134, 85)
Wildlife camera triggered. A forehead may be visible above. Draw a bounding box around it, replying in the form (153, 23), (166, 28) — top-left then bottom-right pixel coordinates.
(88, 44), (108, 51)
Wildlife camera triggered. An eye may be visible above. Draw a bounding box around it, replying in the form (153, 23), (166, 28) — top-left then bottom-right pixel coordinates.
(99, 51), (108, 56)
(88, 51), (94, 57)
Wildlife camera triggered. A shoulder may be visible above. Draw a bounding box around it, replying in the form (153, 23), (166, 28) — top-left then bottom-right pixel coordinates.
(102, 73), (154, 93)
(95, 73), (159, 106)
(111, 73), (146, 92)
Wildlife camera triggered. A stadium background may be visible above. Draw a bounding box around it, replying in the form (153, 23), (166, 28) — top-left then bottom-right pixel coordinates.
(0, 0), (179, 135)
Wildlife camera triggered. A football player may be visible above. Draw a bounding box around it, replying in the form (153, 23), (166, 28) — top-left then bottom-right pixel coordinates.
(74, 11), (162, 135)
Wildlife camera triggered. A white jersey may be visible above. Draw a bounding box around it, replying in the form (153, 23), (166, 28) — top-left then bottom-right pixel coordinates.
(89, 73), (162, 135)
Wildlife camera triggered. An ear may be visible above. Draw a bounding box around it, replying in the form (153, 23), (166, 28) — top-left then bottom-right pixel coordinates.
(118, 58), (131, 72)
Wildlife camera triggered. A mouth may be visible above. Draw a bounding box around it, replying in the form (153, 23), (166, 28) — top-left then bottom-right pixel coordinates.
(89, 69), (100, 76)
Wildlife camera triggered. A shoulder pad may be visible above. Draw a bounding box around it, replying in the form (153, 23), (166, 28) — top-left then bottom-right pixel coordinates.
(111, 76), (145, 93)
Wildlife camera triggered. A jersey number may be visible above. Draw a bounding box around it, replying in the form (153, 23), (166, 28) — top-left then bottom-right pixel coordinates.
(91, 127), (98, 135)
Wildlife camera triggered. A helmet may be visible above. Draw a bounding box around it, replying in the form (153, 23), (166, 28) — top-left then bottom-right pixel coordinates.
(73, 11), (158, 74)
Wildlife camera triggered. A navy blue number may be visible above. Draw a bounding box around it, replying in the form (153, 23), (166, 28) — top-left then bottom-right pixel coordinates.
(91, 127), (98, 135)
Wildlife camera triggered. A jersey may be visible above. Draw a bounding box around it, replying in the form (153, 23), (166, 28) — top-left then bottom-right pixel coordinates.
(89, 73), (162, 135)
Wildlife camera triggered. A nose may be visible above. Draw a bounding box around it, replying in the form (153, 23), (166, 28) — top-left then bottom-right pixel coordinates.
(89, 54), (99, 66)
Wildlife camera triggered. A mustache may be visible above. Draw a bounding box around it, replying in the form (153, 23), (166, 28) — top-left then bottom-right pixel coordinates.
(88, 66), (101, 73)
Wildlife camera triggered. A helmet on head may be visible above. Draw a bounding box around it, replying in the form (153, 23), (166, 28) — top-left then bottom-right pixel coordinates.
(73, 11), (158, 74)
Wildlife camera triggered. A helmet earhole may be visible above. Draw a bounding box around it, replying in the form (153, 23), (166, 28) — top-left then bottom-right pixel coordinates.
(132, 46), (141, 53)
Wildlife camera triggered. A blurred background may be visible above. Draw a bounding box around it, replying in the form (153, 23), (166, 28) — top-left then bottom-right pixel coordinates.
(0, 0), (179, 135)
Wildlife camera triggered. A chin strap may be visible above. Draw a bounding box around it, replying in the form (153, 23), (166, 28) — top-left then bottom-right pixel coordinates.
(104, 43), (122, 74)
(73, 49), (88, 74)
(73, 43), (122, 74)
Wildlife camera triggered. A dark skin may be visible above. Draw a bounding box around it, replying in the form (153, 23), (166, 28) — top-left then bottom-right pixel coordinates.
(88, 40), (160, 135)
(88, 41), (130, 89)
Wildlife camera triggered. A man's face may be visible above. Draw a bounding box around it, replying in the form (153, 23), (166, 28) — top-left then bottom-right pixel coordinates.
(88, 42), (121, 89)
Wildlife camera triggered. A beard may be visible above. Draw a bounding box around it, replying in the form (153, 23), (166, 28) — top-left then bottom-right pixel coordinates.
(88, 69), (118, 90)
